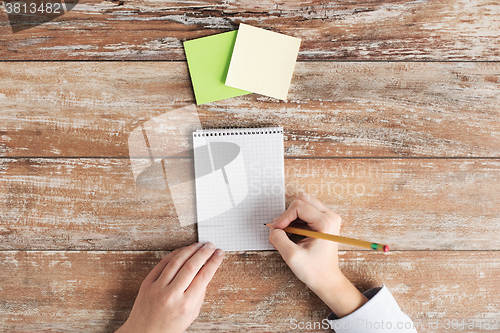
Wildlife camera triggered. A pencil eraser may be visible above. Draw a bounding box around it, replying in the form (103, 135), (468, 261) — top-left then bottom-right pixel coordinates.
(383, 245), (390, 252)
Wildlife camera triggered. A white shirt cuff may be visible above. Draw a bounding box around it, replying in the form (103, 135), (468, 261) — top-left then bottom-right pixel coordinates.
(327, 285), (417, 332)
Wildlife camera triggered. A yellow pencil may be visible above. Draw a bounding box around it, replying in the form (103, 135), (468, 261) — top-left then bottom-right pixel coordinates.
(265, 224), (390, 252)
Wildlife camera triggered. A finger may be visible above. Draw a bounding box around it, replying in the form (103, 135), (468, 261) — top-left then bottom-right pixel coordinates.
(195, 287), (206, 316)
(143, 246), (186, 285)
(156, 242), (204, 286)
(185, 249), (224, 297)
(296, 192), (342, 232)
(190, 287), (207, 320)
(296, 192), (328, 213)
(196, 287), (206, 308)
(273, 199), (328, 232)
(169, 242), (218, 292)
(269, 228), (299, 264)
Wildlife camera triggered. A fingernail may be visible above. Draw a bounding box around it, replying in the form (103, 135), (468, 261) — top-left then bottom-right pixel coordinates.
(215, 249), (224, 256)
(272, 217), (278, 222)
(194, 242), (203, 248)
(205, 242), (215, 249)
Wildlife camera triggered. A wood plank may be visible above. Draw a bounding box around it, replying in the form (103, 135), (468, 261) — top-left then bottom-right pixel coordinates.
(1, 158), (499, 251)
(0, 250), (498, 332)
(1, 62), (499, 158)
(1, 0), (499, 60)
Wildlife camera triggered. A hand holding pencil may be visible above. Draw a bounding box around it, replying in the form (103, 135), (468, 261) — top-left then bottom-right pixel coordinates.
(265, 225), (389, 252)
(268, 192), (371, 318)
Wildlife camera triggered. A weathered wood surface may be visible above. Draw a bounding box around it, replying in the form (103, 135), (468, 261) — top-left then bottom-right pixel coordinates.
(0, 251), (498, 332)
(1, 62), (499, 158)
(0, 0), (499, 60)
(1, 1), (499, 331)
(1, 158), (499, 251)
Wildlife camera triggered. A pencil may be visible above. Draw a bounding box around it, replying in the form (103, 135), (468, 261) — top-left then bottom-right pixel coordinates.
(265, 224), (390, 252)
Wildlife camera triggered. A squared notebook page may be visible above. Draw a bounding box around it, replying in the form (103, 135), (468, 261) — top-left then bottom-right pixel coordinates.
(193, 127), (284, 251)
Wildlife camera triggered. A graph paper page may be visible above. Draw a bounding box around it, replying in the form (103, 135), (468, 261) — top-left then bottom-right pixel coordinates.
(193, 127), (284, 251)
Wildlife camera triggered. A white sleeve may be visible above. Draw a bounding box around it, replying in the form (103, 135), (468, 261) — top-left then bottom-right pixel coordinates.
(327, 285), (417, 333)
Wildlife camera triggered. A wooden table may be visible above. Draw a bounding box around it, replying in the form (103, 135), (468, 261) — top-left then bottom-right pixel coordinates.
(1, 1), (499, 332)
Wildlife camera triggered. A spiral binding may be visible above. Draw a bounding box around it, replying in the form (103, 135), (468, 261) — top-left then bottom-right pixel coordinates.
(193, 126), (283, 137)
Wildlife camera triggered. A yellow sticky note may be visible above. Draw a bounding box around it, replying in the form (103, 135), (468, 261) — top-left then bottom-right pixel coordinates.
(225, 24), (301, 100)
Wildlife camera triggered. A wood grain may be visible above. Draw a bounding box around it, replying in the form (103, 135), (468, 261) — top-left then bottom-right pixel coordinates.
(0, 0), (499, 60)
(1, 62), (499, 158)
(1, 158), (499, 251)
(0, 250), (498, 332)
(1, 0), (498, 331)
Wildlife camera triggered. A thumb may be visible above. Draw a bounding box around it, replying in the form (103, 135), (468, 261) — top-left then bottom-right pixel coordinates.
(269, 228), (298, 264)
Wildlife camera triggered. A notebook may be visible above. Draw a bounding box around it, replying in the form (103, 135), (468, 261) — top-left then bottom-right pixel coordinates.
(193, 127), (285, 251)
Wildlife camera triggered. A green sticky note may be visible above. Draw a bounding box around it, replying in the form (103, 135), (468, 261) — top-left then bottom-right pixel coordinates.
(184, 31), (251, 105)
